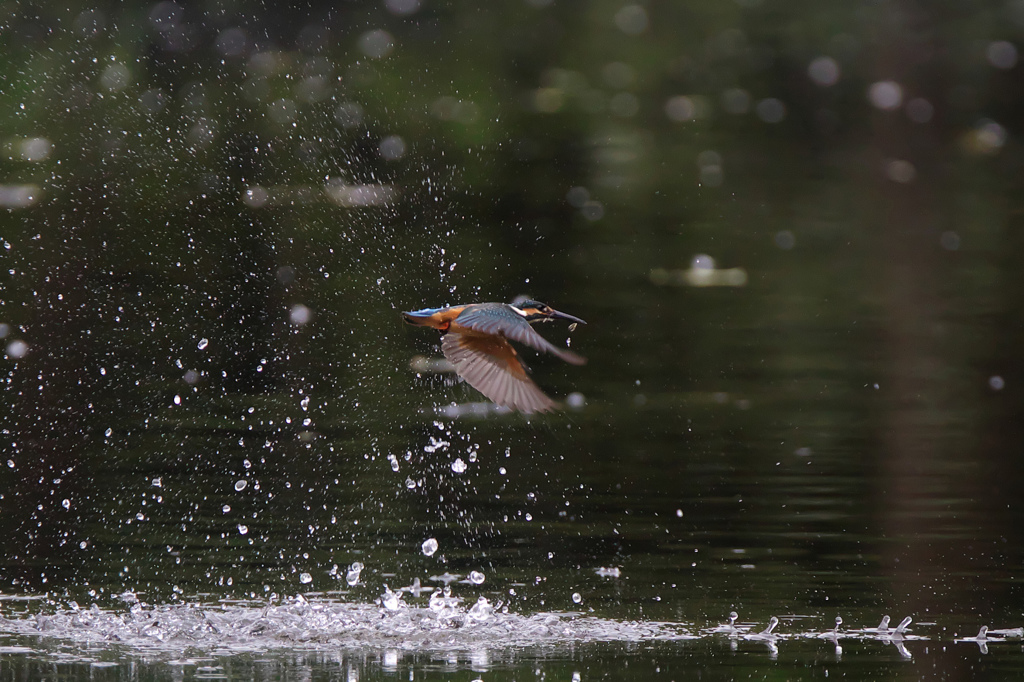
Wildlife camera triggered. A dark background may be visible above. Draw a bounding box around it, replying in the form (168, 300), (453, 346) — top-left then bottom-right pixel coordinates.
(2, 0), (1023, 640)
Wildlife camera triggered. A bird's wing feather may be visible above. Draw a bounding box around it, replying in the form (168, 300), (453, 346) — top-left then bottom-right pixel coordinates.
(442, 332), (556, 413)
(454, 305), (585, 365)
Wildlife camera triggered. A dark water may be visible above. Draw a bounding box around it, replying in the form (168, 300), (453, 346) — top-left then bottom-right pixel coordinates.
(3, 1), (1024, 679)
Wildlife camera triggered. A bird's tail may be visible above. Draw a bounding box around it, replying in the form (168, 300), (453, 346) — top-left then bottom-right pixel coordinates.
(402, 308), (446, 327)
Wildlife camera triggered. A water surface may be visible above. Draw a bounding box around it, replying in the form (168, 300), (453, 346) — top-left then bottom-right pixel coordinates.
(3, 1), (1024, 679)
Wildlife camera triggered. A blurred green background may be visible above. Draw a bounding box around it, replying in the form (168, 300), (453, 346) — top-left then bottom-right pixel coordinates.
(2, 0), (1023, 632)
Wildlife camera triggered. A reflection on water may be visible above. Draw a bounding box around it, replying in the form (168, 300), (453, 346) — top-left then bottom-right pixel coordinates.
(3, 596), (1024, 679)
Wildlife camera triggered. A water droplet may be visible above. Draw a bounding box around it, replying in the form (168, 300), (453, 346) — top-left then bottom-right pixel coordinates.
(62, 499), (71, 510)
(234, 479), (247, 491)
(346, 562), (363, 586)
(198, 338), (209, 350)
(572, 592), (583, 604)
(237, 524), (248, 535)
(222, 504), (231, 513)
(299, 572), (313, 584)
(469, 570), (485, 585)
(421, 538), (439, 556)
(381, 585), (402, 611)
(451, 458), (467, 474)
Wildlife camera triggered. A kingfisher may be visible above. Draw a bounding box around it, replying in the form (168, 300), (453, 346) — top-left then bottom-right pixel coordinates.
(403, 300), (586, 414)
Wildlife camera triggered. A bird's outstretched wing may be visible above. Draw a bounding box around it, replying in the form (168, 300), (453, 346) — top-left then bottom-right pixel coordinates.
(441, 332), (556, 413)
(453, 305), (586, 365)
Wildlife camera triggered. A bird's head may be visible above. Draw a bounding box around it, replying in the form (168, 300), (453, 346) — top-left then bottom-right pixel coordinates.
(514, 300), (587, 325)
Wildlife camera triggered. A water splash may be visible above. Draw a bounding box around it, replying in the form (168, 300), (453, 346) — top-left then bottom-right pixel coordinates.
(2, 600), (1021, 664)
(421, 538), (439, 557)
(0, 596), (698, 654)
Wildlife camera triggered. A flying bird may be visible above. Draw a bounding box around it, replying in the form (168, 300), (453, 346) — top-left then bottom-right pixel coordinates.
(403, 300), (586, 413)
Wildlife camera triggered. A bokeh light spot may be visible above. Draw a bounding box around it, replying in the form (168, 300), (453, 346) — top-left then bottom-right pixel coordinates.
(267, 99), (297, 125)
(359, 29), (394, 59)
(289, 304), (313, 326)
(334, 102), (365, 128)
(149, 2), (182, 30)
(614, 5), (648, 35)
(379, 135), (407, 160)
(868, 81), (902, 110)
(6, 340), (29, 359)
(721, 88), (751, 114)
(243, 186), (269, 208)
(884, 159), (916, 183)
(566, 187), (590, 208)
(533, 88), (564, 113)
(775, 230), (795, 250)
(940, 231), (960, 251)
(665, 96), (696, 122)
(691, 254), (715, 270)
(431, 96), (480, 123)
(385, 0), (422, 16)
(581, 201), (605, 221)
(755, 98), (786, 123)
(18, 137), (52, 162)
(609, 92), (639, 117)
(602, 62), (636, 89)
(808, 56), (840, 86)
(74, 9), (106, 36)
(971, 119), (1007, 153)
(0, 185), (39, 208)
(986, 41), (1018, 69)
(99, 63), (132, 92)
(215, 28), (249, 57)
(905, 97), (933, 123)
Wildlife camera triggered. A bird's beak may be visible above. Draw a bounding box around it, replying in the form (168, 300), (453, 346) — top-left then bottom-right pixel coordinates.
(550, 309), (587, 325)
